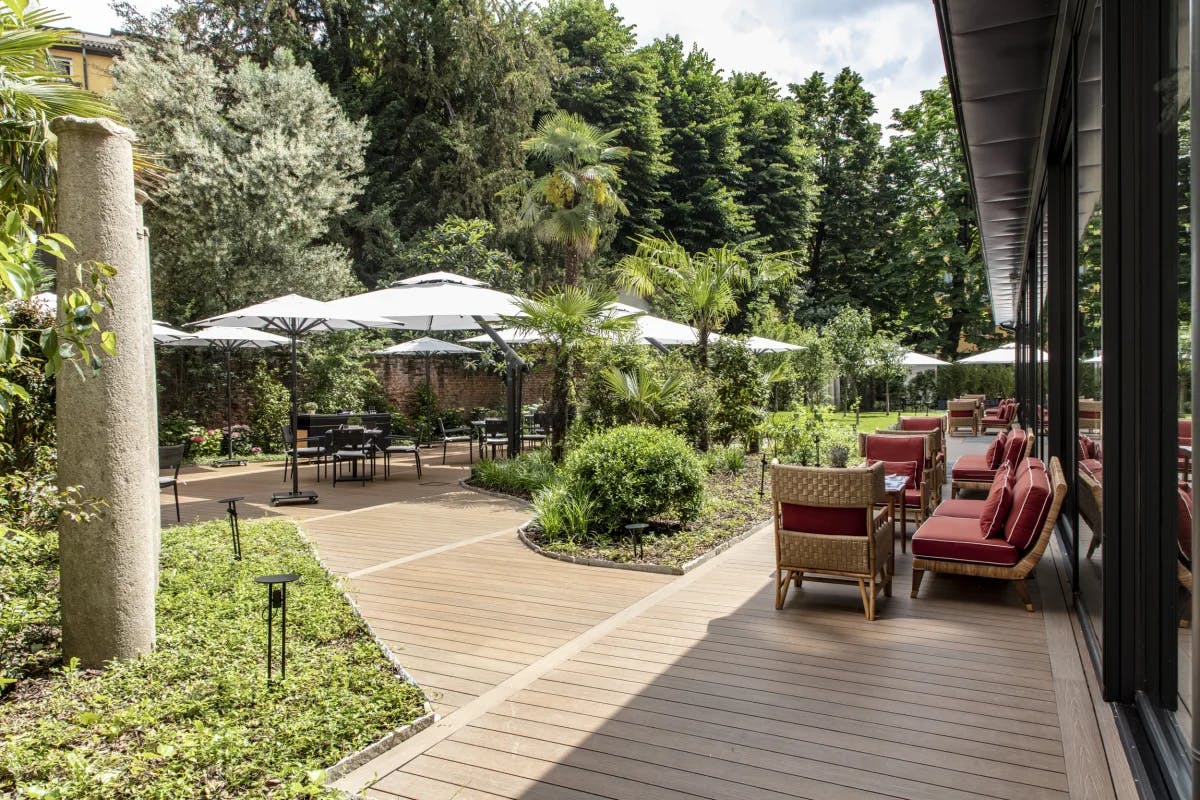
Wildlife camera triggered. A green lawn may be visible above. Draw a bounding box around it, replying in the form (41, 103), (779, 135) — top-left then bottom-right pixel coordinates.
(769, 408), (939, 428)
(0, 519), (426, 799)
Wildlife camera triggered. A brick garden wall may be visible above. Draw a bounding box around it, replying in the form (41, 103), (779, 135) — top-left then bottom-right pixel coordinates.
(371, 357), (552, 414)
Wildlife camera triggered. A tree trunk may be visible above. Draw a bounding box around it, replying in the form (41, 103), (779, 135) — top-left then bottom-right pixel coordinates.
(564, 247), (581, 286)
(549, 356), (571, 462)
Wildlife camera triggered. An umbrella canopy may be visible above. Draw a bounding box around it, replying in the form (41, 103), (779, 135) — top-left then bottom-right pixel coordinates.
(902, 351), (951, 367)
(324, 274), (522, 331)
(152, 321), (195, 343)
(746, 336), (801, 354)
(371, 336), (480, 356)
(462, 316), (710, 348)
(165, 325), (289, 349)
(394, 271), (486, 287)
(463, 328), (543, 346)
(957, 342), (1050, 364)
(164, 326), (287, 464)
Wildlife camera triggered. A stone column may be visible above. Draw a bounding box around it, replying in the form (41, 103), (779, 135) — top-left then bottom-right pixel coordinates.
(53, 116), (158, 666)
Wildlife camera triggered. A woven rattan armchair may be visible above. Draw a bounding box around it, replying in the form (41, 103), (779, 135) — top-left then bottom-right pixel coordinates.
(873, 427), (944, 502)
(770, 461), (893, 620)
(912, 457), (1067, 612)
(1078, 466), (1103, 559)
(947, 399), (979, 436)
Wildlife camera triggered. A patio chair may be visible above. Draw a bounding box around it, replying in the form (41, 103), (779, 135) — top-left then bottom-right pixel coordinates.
(947, 399), (979, 436)
(770, 461), (893, 620)
(981, 399), (1016, 433)
(379, 422), (422, 480)
(950, 427), (1031, 497)
(159, 444), (186, 522)
(521, 410), (550, 451)
(911, 457), (1067, 612)
(1078, 462), (1103, 558)
(859, 432), (930, 550)
(1180, 419), (1192, 479)
(481, 418), (508, 460)
(281, 423), (324, 483)
(1180, 484), (1193, 627)
(329, 427), (373, 487)
(874, 427), (944, 502)
(1078, 398), (1102, 434)
(431, 418), (474, 465)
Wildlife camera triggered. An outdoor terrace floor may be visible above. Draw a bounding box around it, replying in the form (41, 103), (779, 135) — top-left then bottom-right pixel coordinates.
(162, 434), (1137, 800)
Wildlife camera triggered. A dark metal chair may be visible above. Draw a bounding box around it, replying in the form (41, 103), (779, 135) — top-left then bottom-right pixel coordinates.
(330, 427), (373, 487)
(378, 422), (423, 480)
(521, 410), (550, 451)
(159, 444), (186, 522)
(281, 423), (324, 483)
(481, 418), (508, 460)
(434, 418), (474, 464)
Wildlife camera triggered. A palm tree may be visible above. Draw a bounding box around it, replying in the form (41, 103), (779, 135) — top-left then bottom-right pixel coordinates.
(0, 0), (121, 221)
(517, 111), (630, 285)
(617, 235), (795, 370)
(601, 364), (683, 424)
(507, 286), (635, 460)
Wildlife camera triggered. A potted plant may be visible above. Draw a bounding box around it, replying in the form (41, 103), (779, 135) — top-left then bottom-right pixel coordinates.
(302, 401), (318, 415)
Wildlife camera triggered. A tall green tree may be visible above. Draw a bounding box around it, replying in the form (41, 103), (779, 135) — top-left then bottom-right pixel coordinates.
(536, 0), (669, 251)
(113, 43), (367, 323)
(791, 68), (882, 320)
(514, 110), (630, 285)
(824, 305), (874, 412)
(647, 36), (752, 253)
(876, 80), (990, 355)
(729, 72), (817, 255)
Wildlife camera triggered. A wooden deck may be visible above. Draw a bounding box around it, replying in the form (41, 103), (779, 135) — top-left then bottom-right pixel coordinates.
(162, 438), (1135, 800)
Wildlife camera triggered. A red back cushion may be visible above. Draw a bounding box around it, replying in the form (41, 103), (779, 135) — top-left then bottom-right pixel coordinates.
(900, 417), (942, 432)
(985, 432), (1007, 469)
(871, 459), (919, 490)
(1179, 484), (1193, 564)
(1002, 429), (1027, 469)
(1180, 419), (1193, 446)
(780, 503), (867, 537)
(1003, 462), (1053, 550)
(979, 466), (1013, 538)
(862, 436), (925, 480)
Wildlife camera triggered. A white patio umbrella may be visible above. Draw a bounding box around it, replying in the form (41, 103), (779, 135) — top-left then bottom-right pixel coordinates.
(371, 336), (480, 387)
(902, 351), (950, 369)
(324, 273), (528, 454)
(958, 342), (1050, 364)
(463, 328), (544, 346)
(164, 326), (288, 466)
(153, 321), (194, 343)
(194, 294), (404, 504)
(746, 336), (801, 354)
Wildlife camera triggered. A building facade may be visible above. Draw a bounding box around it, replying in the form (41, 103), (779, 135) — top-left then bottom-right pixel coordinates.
(48, 29), (124, 95)
(935, 0), (1197, 795)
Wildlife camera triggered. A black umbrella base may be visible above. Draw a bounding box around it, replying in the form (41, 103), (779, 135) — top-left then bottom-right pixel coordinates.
(212, 458), (248, 468)
(271, 490), (318, 506)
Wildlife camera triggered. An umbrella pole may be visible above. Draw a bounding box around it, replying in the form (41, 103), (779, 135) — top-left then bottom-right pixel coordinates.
(213, 346), (245, 467)
(272, 329), (318, 505)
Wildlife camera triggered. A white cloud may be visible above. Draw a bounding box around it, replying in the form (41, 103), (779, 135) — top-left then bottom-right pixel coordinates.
(35, 0), (165, 34)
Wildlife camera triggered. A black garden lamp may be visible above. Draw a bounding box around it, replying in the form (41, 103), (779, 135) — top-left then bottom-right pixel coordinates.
(218, 496), (244, 560)
(255, 572), (299, 684)
(624, 523), (649, 559)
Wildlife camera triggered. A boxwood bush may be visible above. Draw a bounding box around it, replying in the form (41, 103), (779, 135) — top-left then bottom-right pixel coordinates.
(562, 425), (704, 533)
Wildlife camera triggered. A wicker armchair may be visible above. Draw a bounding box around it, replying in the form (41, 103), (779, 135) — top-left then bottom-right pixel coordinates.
(947, 399), (979, 436)
(912, 457), (1067, 612)
(1078, 398), (1102, 434)
(1078, 465), (1103, 559)
(874, 427), (943, 502)
(770, 462), (893, 620)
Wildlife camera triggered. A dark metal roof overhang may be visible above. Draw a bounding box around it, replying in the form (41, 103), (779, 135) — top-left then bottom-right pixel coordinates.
(933, 0), (1062, 326)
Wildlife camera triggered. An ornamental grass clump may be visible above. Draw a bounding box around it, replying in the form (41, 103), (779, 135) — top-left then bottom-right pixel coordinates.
(561, 425), (704, 533)
(470, 450), (558, 498)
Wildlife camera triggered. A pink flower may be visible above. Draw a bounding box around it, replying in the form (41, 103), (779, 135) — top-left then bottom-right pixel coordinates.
(191, 435), (204, 443)
(230, 431), (240, 439)
(251, 446), (262, 455)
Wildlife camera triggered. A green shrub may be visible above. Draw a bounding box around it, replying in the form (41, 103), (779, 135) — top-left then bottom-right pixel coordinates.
(710, 337), (767, 448)
(532, 481), (595, 543)
(470, 450), (557, 498)
(248, 363), (290, 453)
(157, 411), (197, 447)
(703, 445), (745, 474)
(562, 425), (705, 533)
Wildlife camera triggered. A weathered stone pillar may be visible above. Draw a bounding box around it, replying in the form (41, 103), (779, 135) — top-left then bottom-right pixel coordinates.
(53, 116), (157, 666)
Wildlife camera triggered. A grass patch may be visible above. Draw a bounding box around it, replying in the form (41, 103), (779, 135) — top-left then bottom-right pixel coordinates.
(526, 456), (770, 569)
(0, 519), (425, 799)
(768, 409), (937, 428)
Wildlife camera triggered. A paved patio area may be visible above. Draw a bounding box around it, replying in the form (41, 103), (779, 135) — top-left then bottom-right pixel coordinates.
(161, 436), (1135, 800)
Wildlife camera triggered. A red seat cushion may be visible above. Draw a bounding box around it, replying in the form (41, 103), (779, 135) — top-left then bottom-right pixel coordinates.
(911, 516), (1021, 566)
(951, 454), (996, 482)
(1079, 458), (1103, 481)
(1001, 429), (1026, 469)
(903, 488), (924, 508)
(985, 432), (1007, 469)
(933, 498), (987, 518)
(948, 409), (975, 418)
(979, 466), (1014, 538)
(1003, 461), (1053, 550)
(1179, 484), (1192, 564)
(780, 503), (867, 537)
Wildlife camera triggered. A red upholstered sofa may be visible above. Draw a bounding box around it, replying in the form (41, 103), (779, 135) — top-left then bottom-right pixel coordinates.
(950, 427), (1031, 497)
(981, 399), (1017, 433)
(911, 457), (1067, 611)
